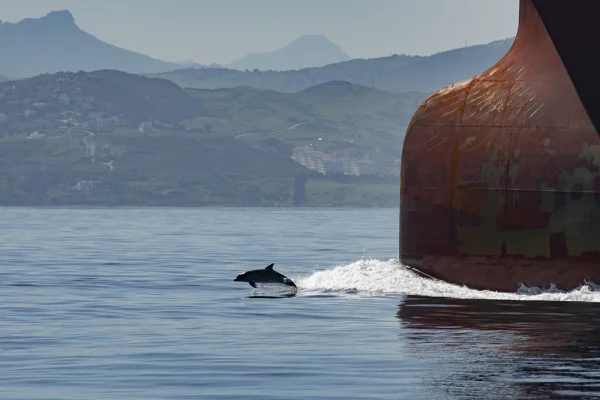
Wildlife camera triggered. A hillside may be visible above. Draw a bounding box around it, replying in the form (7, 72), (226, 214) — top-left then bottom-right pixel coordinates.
(0, 129), (309, 206)
(0, 70), (208, 133)
(151, 38), (514, 94)
(176, 60), (223, 69)
(184, 81), (427, 174)
(0, 11), (181, 78)
(0, 73), (413, 207)
(228, 35), (351, 71)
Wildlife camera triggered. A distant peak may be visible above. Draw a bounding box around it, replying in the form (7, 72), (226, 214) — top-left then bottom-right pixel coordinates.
(287, 35), (340, 48)
(293, 34), (330, 42)
(9, 10), (77, 28)
(42, 10), (75, 24)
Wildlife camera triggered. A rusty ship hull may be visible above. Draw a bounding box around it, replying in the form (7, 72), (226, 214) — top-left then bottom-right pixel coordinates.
(400, 0), (600, 292)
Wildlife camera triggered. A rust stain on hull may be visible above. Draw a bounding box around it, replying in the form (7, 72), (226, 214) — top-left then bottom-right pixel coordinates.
(400, 0), (600, 292)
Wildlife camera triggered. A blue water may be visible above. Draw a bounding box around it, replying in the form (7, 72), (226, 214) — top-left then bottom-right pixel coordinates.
(1, 208), (600, 399)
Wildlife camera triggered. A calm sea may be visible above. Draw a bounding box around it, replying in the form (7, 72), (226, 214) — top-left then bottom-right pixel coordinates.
(0, 208), (599, 400)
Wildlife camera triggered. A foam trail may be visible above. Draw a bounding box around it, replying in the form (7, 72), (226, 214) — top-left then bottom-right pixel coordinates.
(297, 259), (600, 302)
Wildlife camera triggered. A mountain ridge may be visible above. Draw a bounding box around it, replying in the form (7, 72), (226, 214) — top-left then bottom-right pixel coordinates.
(150, 38), (515, 94)
(0, 10), (181, 77)
(227, 34), (351, 71)
(0, 70), (416, 206)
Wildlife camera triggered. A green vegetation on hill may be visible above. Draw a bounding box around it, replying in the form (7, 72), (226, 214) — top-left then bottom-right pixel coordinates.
(0, 70), (206, 127)
(184, 81), (427, 174)
(0, 71), (414, 207)
(0, 128), (307, 206)
(0, 128), (400, 207)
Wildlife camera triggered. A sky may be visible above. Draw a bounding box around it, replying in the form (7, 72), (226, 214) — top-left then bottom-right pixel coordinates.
(0, 0), (519, 65)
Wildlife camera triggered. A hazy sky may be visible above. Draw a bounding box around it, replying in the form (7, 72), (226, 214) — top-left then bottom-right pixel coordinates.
(0, 0), (519, 64)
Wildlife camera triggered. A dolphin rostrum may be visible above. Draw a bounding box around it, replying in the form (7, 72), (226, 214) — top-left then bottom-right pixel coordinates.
(234, 263), (297, 289)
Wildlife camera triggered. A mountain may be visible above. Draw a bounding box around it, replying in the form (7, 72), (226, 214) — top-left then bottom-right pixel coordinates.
(0, 10), (181, 78)
(175, 60), (223, 69)
(227, 35), (351, 71)
(183, 81), (427, 175)
(0, 69), (208, 126)
(0, 75), (9, 82)
(0, 72), (419, 207)
(151, 38), (514, 94)
(0, 69), (425, 164)
(175, 60), (206, 69)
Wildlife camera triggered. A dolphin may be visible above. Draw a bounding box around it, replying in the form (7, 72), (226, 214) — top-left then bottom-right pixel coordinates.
(234, 263), (297, 289)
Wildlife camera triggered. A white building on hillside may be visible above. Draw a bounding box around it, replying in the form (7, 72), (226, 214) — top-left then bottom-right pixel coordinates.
(292, 147), (377, 176)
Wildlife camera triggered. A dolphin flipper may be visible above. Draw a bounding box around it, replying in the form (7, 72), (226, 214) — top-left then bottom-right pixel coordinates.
(283, 278), (297, 288)
(249, 281), (257, 288)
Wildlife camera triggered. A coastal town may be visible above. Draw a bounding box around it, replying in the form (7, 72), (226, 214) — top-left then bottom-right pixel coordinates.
(291, 146), (376, 176)
(0, 69), (401, 206)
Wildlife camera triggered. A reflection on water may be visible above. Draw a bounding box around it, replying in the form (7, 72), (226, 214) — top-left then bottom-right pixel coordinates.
(4, 208), (600, 399)
(397, 297), (600, 399)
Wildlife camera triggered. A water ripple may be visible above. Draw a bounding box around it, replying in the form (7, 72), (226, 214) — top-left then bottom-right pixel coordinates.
(0, 208), (597, 400)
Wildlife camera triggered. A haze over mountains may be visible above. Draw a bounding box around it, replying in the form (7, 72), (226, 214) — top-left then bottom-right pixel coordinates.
(227, 35), (351, 71)
(152, 38), (514, 94)
(0, 8), (519, 206)
(0, 12), (351, 77)
(0, 70), (421, 206)
(0, 10), (180, 77)
(0, 10), (514, 94)
(176, 60), (222, 69)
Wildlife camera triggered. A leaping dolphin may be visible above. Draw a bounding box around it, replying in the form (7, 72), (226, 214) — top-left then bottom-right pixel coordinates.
(234, 263), (297, 289)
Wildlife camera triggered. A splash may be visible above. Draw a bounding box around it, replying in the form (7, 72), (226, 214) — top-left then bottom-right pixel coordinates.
(247, 283), (297, 298)
(296, 259), (600, 302)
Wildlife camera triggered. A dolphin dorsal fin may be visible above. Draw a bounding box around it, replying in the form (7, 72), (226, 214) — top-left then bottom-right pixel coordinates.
(265, 263), (275, 271)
